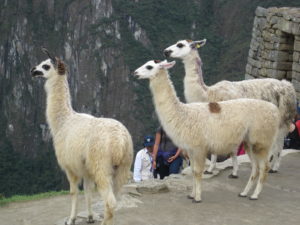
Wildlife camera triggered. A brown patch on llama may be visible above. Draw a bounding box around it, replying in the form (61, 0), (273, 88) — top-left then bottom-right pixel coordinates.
(208, 102), (221, 113)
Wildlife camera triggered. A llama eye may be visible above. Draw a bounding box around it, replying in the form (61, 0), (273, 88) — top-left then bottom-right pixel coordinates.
(146, 65), (153, 70)
(177, 43), (184, 48)
(42, 64), (51, 71)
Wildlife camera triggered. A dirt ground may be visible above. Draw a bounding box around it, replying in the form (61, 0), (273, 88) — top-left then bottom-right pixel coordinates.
(1, 151), (300, 225)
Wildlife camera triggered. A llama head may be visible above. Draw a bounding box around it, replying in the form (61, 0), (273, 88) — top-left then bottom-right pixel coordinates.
(134, 60), (176, 79)
(31, 48), (66, 79)
(163, 39), (206, 58)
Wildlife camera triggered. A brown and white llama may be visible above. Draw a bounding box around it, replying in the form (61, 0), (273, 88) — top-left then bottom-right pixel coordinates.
(134, 60), (279, 202)
(164, 39), (297, 176)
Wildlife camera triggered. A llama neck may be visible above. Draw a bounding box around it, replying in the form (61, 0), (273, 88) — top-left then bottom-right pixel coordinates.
(149, 70), (183, 127)
(45, 75), (73, 134)
(182, 50), (208, 103)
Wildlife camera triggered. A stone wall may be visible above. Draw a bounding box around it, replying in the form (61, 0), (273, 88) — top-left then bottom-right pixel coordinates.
(245, 6), (300, 100)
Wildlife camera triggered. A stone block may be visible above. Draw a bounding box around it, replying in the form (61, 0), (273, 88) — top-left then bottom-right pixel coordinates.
(294, 40), (300, 52)
(136, 181), (169, 194)
(283, 13), (293, 21)
(262, 50), (290, 62)
(255, 7), (267, 17)
(245, 73), (256, 80)
(250, 40), (260, 51)
(278, 20), (293, 33)
(248, 57), (261, 68)
(262, 61), (272, 69)
(278, 43), (294, 51)
(269, 16), (279, 25)
(260, 67), (268, 77)
(252, 67), (259, 76)
(245, 64), (252, 74)
(293, 62), (300, 73)
(275, 30), (285, 37)
(294, 51), (300, 62)
(292, 71), (300, 82)
(264, 42), (274, 50)
(266, 68), (286, 79)
(254, 17), (267, 29)
(268, 28), (275, 34)
(277, 51), (291, 61)
(267, 7), (280, 15)
(262, 31), (276, 42)
(248, 49), (257, 58)
(277, 62), (293, 70)
(292, 79), (300, 92)
(291, 23), (300, 35)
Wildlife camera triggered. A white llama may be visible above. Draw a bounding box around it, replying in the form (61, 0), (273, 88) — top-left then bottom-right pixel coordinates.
(164, 39), (297, 175)
(134, 60), (280, 202)
(31, 48), (133, 225)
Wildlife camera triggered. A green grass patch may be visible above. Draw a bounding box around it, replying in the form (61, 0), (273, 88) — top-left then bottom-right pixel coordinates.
(0, 190), (69, 207)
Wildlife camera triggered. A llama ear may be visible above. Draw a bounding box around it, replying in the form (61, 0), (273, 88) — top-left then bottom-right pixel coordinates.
(159, 60), (176, 70)
(190, 39), (207, 49)
(41, 47), (57, 65)
(56, 58), (66, 75)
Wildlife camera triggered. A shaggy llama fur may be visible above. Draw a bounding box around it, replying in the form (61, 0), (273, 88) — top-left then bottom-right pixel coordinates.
(134, 60), (280, 202)
(31, 54), (133, 225)
(164, 39), (297, 174)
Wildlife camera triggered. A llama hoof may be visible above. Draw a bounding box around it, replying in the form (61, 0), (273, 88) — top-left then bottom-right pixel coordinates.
(87, 215), (95, 223)
(65, 218), (76, 225)
(192, 199), (202, 203)
(238, 193), (247, 198)
(249, 196), (258, 200)
(187, 195), (194, 200)
(269, 169), (278, 173)
(228, 174), (238, 179)
(204, 171), (213, 175)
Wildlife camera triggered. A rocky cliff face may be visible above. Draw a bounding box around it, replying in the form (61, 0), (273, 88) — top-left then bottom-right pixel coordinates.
(0, 0), (138, 157)
(1, 0), (300, 196)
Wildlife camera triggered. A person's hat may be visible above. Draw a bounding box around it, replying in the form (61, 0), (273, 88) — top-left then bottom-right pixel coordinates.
(143, 135), (154, 147)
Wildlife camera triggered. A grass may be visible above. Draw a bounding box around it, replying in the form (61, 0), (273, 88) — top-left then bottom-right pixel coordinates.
(0, 190), (69, 207)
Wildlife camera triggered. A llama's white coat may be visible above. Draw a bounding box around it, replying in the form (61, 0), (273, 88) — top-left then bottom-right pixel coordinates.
(32, 57), (133, 225)
(134, 60), (279, 201)
(164, 40), (297, 174)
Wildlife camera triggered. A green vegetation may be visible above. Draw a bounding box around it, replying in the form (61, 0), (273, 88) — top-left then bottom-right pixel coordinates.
(0, 190), (69, 207)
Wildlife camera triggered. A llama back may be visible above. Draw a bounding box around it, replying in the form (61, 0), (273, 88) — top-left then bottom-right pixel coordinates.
(208, 78), (296, 128)
(53, 114), (133, 176)
(88, 117), (133, 167)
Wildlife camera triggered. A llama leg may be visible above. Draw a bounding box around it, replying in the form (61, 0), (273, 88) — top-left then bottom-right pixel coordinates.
(95, 167), (116, 225)
(269, 128), (285, 172)
(98, 185), (116, 225)
(250, 158), (269, 200)
(229, 153), (239, 178)
(187, 175), (196, 200)
(193, 156), (206, 203)
(204, 154), (216, 174)
(65, 171), (80, 225)
(84, 177), (95, 223)
(113, 163), (131, 197)
(187, 154), (195, 199)
(239, 151), (258, 197)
